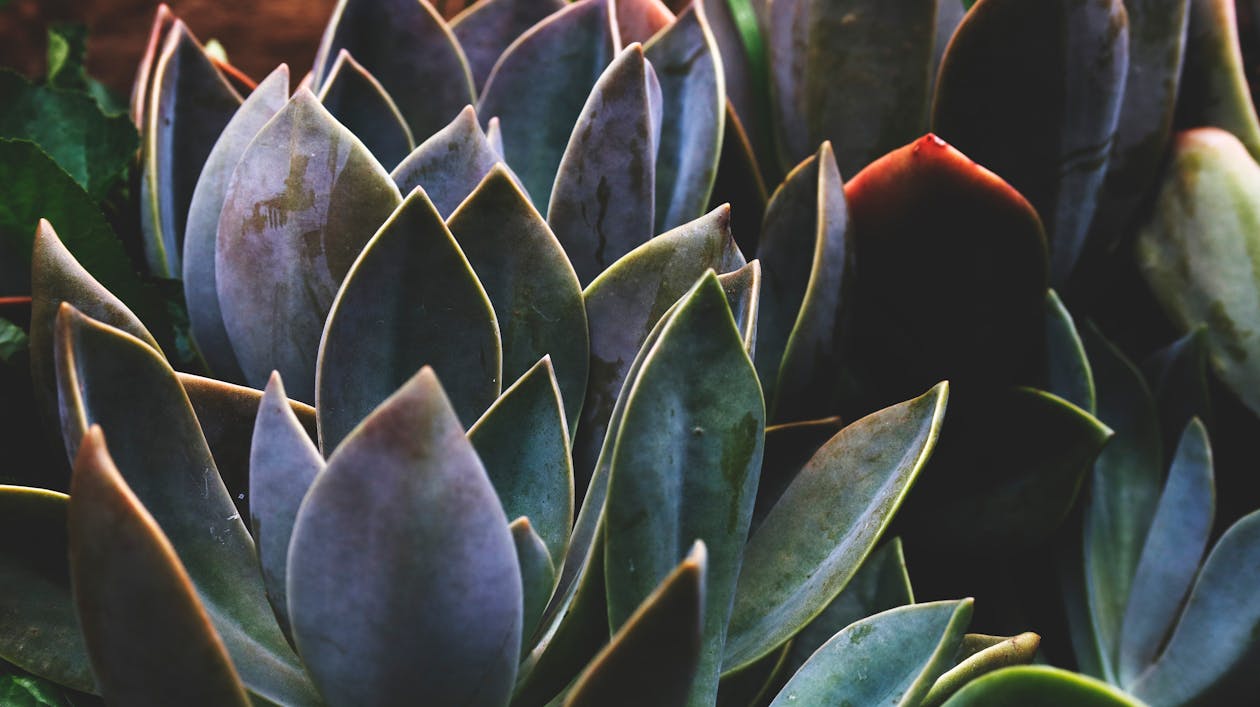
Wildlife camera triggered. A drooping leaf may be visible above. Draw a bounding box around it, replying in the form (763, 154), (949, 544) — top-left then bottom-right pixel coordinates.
(53, 307), (318, 705)
(469, 357), (573, 563)
(565, 542), (705, 707)
(478, 0), (619, 213)
(932, 0), (1128, 284)
(68, 428), (250, 707)
(216, 89), (402, 403)
(0, 487), (92, 693)
(769, 600), (972, 707)
(645, 3), (725, 233)
(447, 165), (588, 430)
(512, 517), (558, 652)
(312, 0), (475, 143)
(1045, 290), (1095, 414)
(1136, 127), (1260, 418)
(548, 43), (662, 285)
(724, 382), (948, 672)
(140, 20), (242, 277)
(183, 64), (289, 383)
(942, 665), (1144, 707)
(393, 105), (508, 218)
(318, 50), (415, 169)
(288, 367), (522, 707)
(451, 0), (567, 91)
(1178, 0), (1260, 160)
(603, 272), (764, 706)
(921, 632), (1042, 707)
(317, 187), (500, 449)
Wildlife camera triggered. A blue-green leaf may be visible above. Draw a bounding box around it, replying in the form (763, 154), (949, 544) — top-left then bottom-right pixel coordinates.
(318, 50), (415, 169)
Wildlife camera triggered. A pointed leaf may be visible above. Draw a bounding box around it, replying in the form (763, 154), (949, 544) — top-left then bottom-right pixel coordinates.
(604, 272), (765, 706)
(452, 0), (567, 91)
(141, 21), (242, 276)
(943, 666), (1144, 707)
(751, 416), (844, 532)
(183, 65), (289, 382)
(478, 0), (618, 212)
(289, 367), (522, 707)
(313, 0), (475, 142)
(1178, 0), (1260, 160)
(932, 0), (1128, 284)
(1144, 327), (1213, 451)
(0, 486), (92, 693)
(702, 0), (770, 178)
(645, 3), (724, 232)
(616, 0), (673, 45)
(717, 259), (760, 355)
(129, 4), (175, 127)
(724, 382), (948, 672)
(921, 633), (1042, 707)
(512, 517), (558, 651)
(318, 50), (414, 169)
(250, 373), (325, 633)
(449, 165), (588, 429)
(769, 601), (973, 707)
(755, 142), (850, 422)
(217, 89), (402, 402)
(1117, 419), (1214, 687)
(565, 542), (705, 707)
(548, 43), (662, 285)
(317, 187), (500, 449)
(1045, 290), (1095, 414)
(69, 428), (250, 707)
(53, 307), (318, 705)
(469, 357), (574, 563)
(393, 105), (507, 218)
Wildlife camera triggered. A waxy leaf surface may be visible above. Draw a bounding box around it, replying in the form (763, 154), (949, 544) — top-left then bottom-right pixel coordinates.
(922, 632), (1042, 707)
(943, 665), (1145, 707)
(393, 105), (506, 218)
(318, 50), (415, 169)
(452, 0), (567, 91)
(1044, 290), (1095, 414)
(1178, 0), (1260, 160)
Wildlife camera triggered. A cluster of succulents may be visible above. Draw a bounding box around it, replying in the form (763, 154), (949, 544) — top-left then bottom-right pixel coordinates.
(2, 0), (1260, 704)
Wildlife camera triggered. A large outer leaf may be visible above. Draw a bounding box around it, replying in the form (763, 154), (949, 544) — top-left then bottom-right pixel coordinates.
(69, 429), (250, 707)
(448, 164), (588, 429)
(288, 367), (521, 707)
(216, 89), (402, 403)
(1117, 419), (1214, 687)
(1136, 127), (1260, 418)
(645, 3), (725, 233)
(932, 0), (1128, 285)
(392, 105), (505, 218)
(564, 542), (706, 707)
(141, 20), (241, 277)
(754, 142), (850, 422)
(183, 65), (288, 383)
(317, 50), (415, 170)
(452, 0), (567, 91)
(53, 306), (318, 705)
(603, 272), (764, 706)
(574, 206), (745, 494)
(469, 357), (574, 563)
(768, 0), (934, 177)
(1130, 509), (1260, 704)
(724, 382), (948, 672)
(770, 601), (972, 707)
(0, 487), (92, 693)
(317, 187), (500, 450)
(547, 43), (662, 285)
(943, 666), (1146, 707)
(312, 0), (475, 142)
(1178, 0), (1260, 160)
(478, 0), (619, 213)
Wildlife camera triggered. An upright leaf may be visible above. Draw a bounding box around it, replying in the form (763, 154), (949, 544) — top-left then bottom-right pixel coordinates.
(512, 517), (557, 651)
(1178, 0), (1260, 160)
(318, 50), (415, 169)
(451, 0), (567, 91)
(718, 260), (760, 355)
(1045, 290), (1095, 414)
(393, 105), (506, 218)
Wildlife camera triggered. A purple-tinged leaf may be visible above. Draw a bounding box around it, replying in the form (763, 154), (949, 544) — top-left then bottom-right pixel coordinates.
(617, 0), (674, 45)
(318, 50), (415, 170)
(452, 0), (567, 91)
(392, 105), (506, 217)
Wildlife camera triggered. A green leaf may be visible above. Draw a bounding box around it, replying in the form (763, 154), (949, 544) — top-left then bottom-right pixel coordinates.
(933, 0), (1128, 284)
(182, 65), (289, 383)
(0, 71), (136, 200)
(754, 141), (850, 422)
(574, 205), (744, 494)
(0, 487), (92, 693)
(469, 357), (574, 564)
(451, 0), (566, 91)
(751, 416), (844, 532)
(1081, 322), (1164, 682)
(1135, 127), (1260, 419)
(921, 632), (1042, 707)
(1045, 290), (1095, 414)
(512, 518), (558, 653)
(53, 307), (318, 705)
(603, 271), (764, 706)
(140, 20), (241, 276)
(724, 382), (948, 672)
(1177, 0), (1260, 161)
(769, 600), (973, 707)
(1143, 327), (1213, 454)
(318, 50), (415, 169)
(216, 89), (402, 403)
(942, 666), (1145, 706)
(393, 106), (507, 218)
(565, 542), (706, 707)
(448, 164), (588, 430)
(0, 318), (28, 363)
(717, 260), (760, 355)
(548, 43), (661, 285)
(645, 3), (725, 232)
(68, 428), (251, 707)
(312, 0), (475, 143)
(1117, 419), (1214, 688)
(45, 23), (126, 116)
(317, 187), (500, 449)
(478, 0), (619, 213)
(288, 367), (522, 706)
(0, 674), (73, 707)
